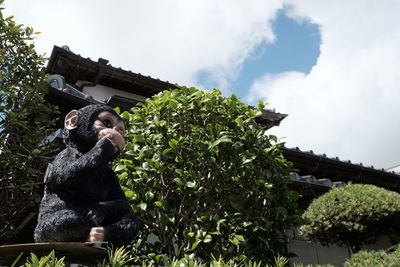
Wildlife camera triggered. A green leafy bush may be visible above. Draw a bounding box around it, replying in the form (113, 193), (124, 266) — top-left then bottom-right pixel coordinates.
(0, 1), (58, 242)
(115, 87), (299, 263)
(300, 183), (400, 252)
(344, 246), (400, 267)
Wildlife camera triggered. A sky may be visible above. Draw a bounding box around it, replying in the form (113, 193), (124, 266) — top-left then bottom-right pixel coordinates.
(4, 0), (400, 169)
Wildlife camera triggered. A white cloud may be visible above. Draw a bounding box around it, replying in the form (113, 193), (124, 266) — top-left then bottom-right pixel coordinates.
(248, 0), (400, 168)
(4, 0), (282, 90)
(4, 0), (400, 168)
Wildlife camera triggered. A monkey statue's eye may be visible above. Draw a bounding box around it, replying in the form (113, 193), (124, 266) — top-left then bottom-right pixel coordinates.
(103, 119), (112, 128)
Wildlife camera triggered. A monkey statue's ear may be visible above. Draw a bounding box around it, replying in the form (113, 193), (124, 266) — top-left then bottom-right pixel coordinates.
(65, 110), (79, 130)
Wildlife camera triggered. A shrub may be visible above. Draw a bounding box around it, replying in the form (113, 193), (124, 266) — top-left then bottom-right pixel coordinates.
(300, 183), (400, 252)
(344, 246), (400, 267)
(0, 2), (58, 242)
(114, 87), (299, 263)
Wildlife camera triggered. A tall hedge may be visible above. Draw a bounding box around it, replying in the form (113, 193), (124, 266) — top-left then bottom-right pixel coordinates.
(114, 87), (299, 263)
(0, 2), (58, 242)
(300, 183), (400, 252)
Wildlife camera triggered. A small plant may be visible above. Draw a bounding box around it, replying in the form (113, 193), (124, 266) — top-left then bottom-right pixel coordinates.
(301, 183), (400, 252)
(24, 250), (65, 267)
(99, 246), (133, 267)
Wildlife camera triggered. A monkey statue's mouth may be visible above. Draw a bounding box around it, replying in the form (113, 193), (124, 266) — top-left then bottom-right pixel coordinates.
(98, 128), (126, 153)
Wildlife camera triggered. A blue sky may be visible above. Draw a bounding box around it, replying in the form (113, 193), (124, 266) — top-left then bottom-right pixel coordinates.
(196, 8), (321, 103)
(4, 0), (400, 169)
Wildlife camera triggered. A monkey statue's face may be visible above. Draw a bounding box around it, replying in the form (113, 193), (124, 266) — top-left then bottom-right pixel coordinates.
(94, 111), (126, 153)
(63, 105), (126, 154)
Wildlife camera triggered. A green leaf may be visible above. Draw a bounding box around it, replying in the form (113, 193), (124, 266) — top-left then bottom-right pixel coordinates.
(139, 203), (147, 210)
(186, 181), (196, 188)
(162, 148), (171, 155)
(242, 158), (253, 165)
(230, 238), (239, 246)
(145, 191), (154, 200)
(173, 177), (184, 186)
(175, 169), (183, 176)
(169, 99), (178, 109)
(11, 252), (23, 267)
(243, 221), (253, 227)
(209, 136), (232, 150)
(122, 110), (130, 120)
(203, 234), (212, 243)
(169, 139), (178, 148)
(134, 134), (145, 142)
(188, 239), (201, 252)
(125, 190), (135, 199)
(235, 234), (245, 242)
(115, 164), (127, 172)
(258, 100), (265, 109)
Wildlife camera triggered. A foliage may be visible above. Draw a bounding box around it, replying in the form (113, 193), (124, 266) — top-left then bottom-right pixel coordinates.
(11, 252), (24, 267)
(23, 250), (65, 267)
(162, 254), (289, 267)
(99, 246), (133, 267)
(344, 246), (400, 267)
(0, 2), (59, 242)
(11, 248), (290, 267)
(114, 86), (299, 263)
(300, 183), (400, 252)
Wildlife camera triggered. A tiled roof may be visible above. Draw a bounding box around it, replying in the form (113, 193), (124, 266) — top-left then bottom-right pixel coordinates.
(46, 45), (178, 98)
(282, 146), (400, 192)
(286, 146), (397, 174)
(290, 172), (346, 190)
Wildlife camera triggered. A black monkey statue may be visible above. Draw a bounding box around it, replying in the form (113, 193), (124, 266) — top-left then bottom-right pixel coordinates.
(34, 104), (139, 246)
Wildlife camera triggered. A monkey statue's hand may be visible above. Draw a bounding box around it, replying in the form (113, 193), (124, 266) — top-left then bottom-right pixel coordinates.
(87, 227), (104, 242)
(98, 129), (125, 154)
(85, 208), (106, 226)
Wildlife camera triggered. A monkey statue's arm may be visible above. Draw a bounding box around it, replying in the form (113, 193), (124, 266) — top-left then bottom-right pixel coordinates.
(99, 199), (130, 219)
(103, 213), (140, 247)
(86, 180), (140, 245)
(93, 171), (132, 223)
(47, 137), (115, 187)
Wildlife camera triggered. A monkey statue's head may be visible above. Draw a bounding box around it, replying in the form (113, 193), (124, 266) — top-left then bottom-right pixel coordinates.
(63, 104), (126, 154)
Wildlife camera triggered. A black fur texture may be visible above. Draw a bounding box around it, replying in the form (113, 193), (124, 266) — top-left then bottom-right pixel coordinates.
(34, 104), (139, 246)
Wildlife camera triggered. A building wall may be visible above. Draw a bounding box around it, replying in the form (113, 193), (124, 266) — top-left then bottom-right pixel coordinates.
(287, 228), (350, 266)
(287, 228), (393, 266)
(76, 81), (147, 103)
